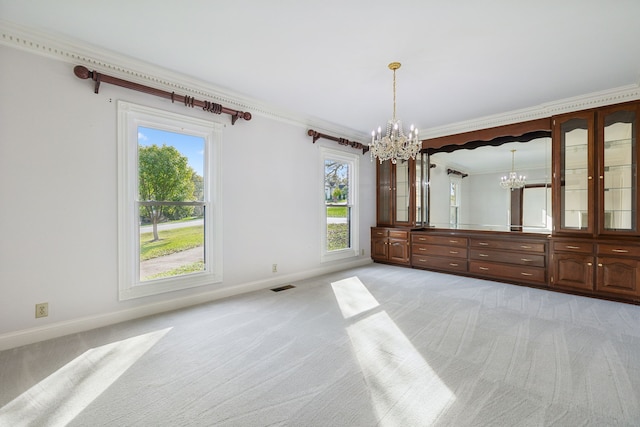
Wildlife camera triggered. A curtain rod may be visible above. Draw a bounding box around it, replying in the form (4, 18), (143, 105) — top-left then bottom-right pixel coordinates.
(307, 129), (369, 154)
(73, 66), (252, 125)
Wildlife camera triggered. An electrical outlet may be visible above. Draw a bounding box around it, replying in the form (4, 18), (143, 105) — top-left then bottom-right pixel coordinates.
(272, 264), (278, 273)
(35, 302), (48, 318)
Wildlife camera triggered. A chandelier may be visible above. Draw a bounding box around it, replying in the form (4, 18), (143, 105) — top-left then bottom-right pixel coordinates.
(500, 149), (526, 190)
(370, 62), (421, 164)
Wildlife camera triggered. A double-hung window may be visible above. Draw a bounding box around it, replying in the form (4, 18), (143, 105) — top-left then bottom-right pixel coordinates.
(321, 147), (359, 262)
(117, 101), (222, 300)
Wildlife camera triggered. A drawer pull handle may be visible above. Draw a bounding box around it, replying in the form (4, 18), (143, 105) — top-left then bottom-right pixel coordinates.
(520, 245), (532, 249)
(419, 237), (427, 241)
(479, 254), (489, 257)
(449, 251), (459, 254)
(449, 240), (458, 243)
(478, 242), (489, 246)
(598, 263), (603, 267)
(587, 262), (593, 266)
(521, 258), (532, 262)
(479, 267), (489, 271)
(419, 247), (426, 251)
(611, 249), (629, 253)
(419, 258), (427, 262)
(521, 272), (533, 276)
(449, 263), (459, 267)
(565, 245), (580, 249)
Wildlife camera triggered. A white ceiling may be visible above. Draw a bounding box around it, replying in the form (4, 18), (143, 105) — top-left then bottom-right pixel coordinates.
(1, 1), (640, 139)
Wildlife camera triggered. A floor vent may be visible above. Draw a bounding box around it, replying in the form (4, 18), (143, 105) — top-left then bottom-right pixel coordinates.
(271, 284), (296, 292)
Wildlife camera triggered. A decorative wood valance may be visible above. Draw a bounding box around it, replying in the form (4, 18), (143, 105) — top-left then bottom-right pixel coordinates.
(307, 129), (369, 154)
(73, 66), (252, 125)
(422, 118), (551, 151)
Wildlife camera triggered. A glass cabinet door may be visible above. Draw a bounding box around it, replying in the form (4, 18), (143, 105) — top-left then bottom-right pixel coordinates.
(599, 105), (638, 234)
(555, 112), (594, 233)
(395, 159), (410, 224)
(376, 160), (392, 226)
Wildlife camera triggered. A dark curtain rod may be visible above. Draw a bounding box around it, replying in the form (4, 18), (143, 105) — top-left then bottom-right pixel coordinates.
(73, 66), (252, 125)
(307, 129), (369, 154)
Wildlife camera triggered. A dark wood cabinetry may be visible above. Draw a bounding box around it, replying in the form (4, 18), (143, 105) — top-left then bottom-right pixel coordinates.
(371, 227), (410, 265)
(371, 100), (640, 304)
(411, 231), (548, 286)
(550, 101), (640, 302)
(411, 234), (468, 273)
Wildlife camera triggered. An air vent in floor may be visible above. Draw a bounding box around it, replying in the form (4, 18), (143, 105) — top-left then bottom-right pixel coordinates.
(271, 284), (296, 292)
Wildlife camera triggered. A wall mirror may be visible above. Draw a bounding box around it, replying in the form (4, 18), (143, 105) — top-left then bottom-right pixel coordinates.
(426, 136), (552, 233)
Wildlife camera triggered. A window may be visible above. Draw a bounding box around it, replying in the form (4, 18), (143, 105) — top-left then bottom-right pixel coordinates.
(450, 177), (461, 228)
(117, 101), (222, 300)
(321, 147), (359, 262)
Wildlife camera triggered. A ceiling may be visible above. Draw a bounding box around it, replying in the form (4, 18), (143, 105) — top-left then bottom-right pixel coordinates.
(2, 1), (640, 139)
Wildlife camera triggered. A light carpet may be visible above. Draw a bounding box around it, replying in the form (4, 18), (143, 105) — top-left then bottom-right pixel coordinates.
(1, 263), (640, 426)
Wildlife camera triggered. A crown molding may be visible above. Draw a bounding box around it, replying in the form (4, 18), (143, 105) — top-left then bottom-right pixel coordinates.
(0, 20), (365, 142)
(3, 20), (638, 144)
(421, 84), (640, 139)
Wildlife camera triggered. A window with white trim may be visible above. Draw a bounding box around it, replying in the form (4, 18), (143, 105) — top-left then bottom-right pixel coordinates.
(321, 147), (359, 262)
(117, 101), (222, 300)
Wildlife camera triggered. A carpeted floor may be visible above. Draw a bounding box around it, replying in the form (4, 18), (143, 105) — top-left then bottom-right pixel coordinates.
(2, 263), (640, 426)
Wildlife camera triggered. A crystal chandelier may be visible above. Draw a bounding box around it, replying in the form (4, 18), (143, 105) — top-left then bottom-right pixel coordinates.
(500, 149), (526, 190)
(370, 62), (421, 164)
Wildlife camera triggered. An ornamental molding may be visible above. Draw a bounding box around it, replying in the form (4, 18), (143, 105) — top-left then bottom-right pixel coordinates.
(420, 84), (640, 139)
(2, 20), (639, 142)
(0, 20), (365, 142)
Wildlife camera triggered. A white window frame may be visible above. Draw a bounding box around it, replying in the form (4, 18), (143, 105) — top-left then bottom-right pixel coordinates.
(320, 147), (359, 262)
(117, 101), (223, 300)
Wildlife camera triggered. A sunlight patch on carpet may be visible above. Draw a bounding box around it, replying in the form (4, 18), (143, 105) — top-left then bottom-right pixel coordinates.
(0, 327), (172, 426)
(331, 276), (456, 425)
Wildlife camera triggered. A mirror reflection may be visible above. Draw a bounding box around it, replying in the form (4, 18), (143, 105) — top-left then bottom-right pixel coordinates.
(427, 137), (552, 233)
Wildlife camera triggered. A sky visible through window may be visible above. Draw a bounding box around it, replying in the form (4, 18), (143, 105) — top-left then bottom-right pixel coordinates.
(138, 126), (204, 176)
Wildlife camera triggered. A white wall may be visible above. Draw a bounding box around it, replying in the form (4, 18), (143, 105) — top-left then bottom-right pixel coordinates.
(0, 45), (375, 349)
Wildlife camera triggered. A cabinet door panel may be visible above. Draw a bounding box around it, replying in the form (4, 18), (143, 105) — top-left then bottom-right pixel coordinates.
(377, 161), (393, 226)
(388, 238), (409, 264)
(371, 238), (388, 260)
(596, 257), (640, 298)
(599, 106), (638, 234)
(554, 112), (595, 234)
(553, 253), (594, 291)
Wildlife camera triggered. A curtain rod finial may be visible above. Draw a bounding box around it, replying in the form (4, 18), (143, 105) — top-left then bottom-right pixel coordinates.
(73, 65), (91, 80)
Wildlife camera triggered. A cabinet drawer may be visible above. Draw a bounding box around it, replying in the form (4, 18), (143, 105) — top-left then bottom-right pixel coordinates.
(470, 238), (545, 253)
(553, 241), (593, 254)
(469, 248), (545, 267)
(412, 234), (468, 247)
(412, 255), (467, 272)
(413, 244), (467, 259)
(469, 261), (546, 284)
(371, 228), (388, 238)
(389, 230), (409, 239)
(597, 244), (640, 258)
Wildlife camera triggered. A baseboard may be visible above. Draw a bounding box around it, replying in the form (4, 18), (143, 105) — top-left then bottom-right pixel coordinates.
(0, 258), (372, 351)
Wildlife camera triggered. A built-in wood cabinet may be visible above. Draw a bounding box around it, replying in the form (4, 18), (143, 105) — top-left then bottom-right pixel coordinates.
(549, 101), (640, 302)
(553, 102), (639, 236)
(376, 155), (426, 227)
(468, 237), (547, 285)
(371, 100), (640, 304)
(371, 227), (410, 265)
(411, 234), (468, 273)
(551, 238), (640, 301)
(411, 231), (548, 286)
